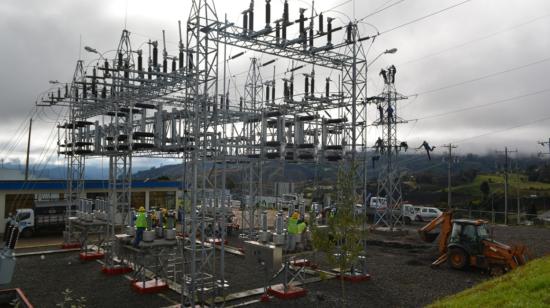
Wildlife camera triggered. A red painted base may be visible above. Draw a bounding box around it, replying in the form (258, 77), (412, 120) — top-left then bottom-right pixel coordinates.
(131, 279), (168, 294)
(208, 238), (228, 245)
(338, 273), (371, 282)
(102, 265), (133, 275)
(61, 243), (81, 249)
(79, 251), (104, 261)
(267, 284), (307, 300)
(260, 293), (270, 302)
(291, 259), (311, 267)
(237, 247), (245, 254)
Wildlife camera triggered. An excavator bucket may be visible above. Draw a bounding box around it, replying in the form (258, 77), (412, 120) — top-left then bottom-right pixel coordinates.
(511, 245), (529, 266)
(419, 231), (439, 243)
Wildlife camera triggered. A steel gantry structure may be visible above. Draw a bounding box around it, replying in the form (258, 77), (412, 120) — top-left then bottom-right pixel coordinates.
(38, 0), (379, 305)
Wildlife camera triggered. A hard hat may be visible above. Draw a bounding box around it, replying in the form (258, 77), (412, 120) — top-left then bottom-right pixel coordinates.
(291, 212), (300, 219)
(138, 206), (145, 212)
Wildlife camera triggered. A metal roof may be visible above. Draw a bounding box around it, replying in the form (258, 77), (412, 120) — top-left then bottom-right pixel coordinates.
(0, 180), (183, 191)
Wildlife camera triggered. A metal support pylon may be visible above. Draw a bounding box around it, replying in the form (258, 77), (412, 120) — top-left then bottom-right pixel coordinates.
(372, 66), (408, 230)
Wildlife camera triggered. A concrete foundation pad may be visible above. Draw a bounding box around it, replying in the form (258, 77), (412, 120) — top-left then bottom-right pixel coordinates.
(131, 279), (169, 294)
(79, 251), (104, 261)
(267, 284), (307, 300)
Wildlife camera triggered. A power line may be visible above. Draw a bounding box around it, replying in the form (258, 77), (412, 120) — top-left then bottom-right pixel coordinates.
(378, 0), (473, 36)
(414, 88), (550, 121)
(412, 56), (550, 96)
(451, 114), (550, 145)
(399, 13), (550, 67)
(358, 0), (406, 23)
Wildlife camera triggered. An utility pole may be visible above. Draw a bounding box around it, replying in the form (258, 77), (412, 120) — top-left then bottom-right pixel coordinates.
(24, 118), (32, 181)
(496, 147), (517, 225)
(443, 144), (457, 209)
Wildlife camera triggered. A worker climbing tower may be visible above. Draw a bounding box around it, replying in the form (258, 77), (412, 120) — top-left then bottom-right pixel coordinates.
(372, 65), (407, 229)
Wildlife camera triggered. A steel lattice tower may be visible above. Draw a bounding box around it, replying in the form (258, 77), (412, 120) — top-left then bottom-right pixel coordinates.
(372, 66), (407, 229)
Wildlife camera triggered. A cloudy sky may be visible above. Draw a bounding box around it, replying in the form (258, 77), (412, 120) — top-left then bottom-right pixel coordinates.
(0, 0), (549, 170)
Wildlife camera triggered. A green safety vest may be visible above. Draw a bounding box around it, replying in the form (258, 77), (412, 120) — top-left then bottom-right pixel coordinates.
(135, 212), (147, 228)
(287, 217), (299, 234)
(297, 222), (307, 233)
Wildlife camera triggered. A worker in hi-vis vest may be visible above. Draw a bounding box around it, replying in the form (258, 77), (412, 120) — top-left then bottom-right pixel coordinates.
(134, 207), (147, 247)
(287, 211), (306, 252)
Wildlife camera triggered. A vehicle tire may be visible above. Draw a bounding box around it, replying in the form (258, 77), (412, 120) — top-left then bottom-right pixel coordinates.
(21, 228), (33, 238)
(448, 247), (468, 270)
(404, 217), (412, 225)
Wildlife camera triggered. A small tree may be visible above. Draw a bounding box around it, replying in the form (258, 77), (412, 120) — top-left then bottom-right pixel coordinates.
(311, 163), (365, 307)
(480, 181), (490, 200)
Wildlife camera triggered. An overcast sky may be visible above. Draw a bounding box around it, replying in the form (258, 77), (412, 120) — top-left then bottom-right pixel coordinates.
(0, 0), (549, 169)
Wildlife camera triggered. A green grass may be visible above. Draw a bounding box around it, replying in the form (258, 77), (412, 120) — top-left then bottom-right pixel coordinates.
(450, 173), (550, 197)
(429, 256), (550, 308)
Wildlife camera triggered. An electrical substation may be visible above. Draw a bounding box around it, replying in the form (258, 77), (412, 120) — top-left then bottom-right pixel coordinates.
(2, 0), (451, 306)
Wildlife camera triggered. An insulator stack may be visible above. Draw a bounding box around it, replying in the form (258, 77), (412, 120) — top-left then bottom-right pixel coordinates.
(327, 18), (333, 44)
(101, 86), (106, 98)
(3, 224), (13, 243)
(65, 84), (69, 98)
(179, 51), (184, 69)
(163, 58), (167, 73)
(325, 78), (330, 97)
(239, 97), (243, 112)
(92, 68), (97, 96)
(124, 61), (129, 79)
(275, 22), (280, 44)
(284, 80), (289, 99)
(83, 79), (87, 99)
(153, 43), (158, 67)
(319, 13), (324, 33)
(305, 76), (309, 97)
(346, 22), (352, 42)
(299, 10), (305, 36)
(266, 85), (270, 103)
(282, 20), (287, 40)
(172, 58), (176, 72)
(138, 53), (143, 71)
(57, 87), (61, 98)
(271, 85), (275, 104)
(290, 80), (294, 98)
(148, 66), (152, 79)
(243, 12), (248, 35)
(7, 225), (19, 250)
(75, 87), (79, 101)
(283, 0), (289, 24)
(104, 60), (109, 76)
(118, 52), (123, 68)
(265, 0), (271, 26)
(249, 1), (254, 32)
(311, 75), (315, 95)
(309, 26), (314, 47)
(188, 51), (194, 70)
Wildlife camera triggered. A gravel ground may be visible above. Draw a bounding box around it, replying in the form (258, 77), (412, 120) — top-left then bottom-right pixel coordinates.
(6, 224), (550, 307)
(8, 253), (181, 307)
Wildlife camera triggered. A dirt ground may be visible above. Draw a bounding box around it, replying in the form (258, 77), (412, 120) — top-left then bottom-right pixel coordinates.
(5, 222), (550, 307)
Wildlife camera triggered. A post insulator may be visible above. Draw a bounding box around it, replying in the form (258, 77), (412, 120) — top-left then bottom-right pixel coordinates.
(118, 52), (123, 68)
(153, 44), (158, 67)
(265, 0), (271, 26)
